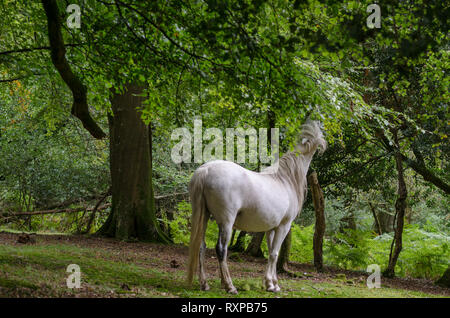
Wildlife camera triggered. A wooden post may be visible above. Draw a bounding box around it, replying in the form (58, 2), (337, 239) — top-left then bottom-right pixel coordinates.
(308, 171), (325, 272)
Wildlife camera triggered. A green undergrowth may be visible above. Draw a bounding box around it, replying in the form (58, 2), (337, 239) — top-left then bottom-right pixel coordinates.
(168, 202), (449, 280)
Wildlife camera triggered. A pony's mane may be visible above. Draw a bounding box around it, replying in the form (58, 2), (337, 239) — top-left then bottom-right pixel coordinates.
(296, 120), (327, 154)
(269, 152), (307, 208)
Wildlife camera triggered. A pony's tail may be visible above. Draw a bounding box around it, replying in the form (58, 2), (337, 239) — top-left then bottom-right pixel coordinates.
(187, 167), (209, 286)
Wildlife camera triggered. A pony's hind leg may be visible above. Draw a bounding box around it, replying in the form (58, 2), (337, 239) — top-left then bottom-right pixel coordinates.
(216, 223), (237, 294)
(199, 240), (209, 290)
(264, 229), (275, 290)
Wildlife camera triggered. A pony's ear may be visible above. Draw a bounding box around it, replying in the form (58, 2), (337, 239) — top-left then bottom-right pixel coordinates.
(300, 137), (312, 153)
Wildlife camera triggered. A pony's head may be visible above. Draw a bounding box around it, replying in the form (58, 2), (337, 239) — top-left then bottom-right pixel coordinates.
(296, 119), (327, 155)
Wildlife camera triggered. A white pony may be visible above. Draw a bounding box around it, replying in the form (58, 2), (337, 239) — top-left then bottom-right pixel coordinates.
(186, 120), (326, 293)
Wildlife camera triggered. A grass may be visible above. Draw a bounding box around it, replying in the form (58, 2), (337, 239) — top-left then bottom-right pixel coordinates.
(0, 236), (447, 298)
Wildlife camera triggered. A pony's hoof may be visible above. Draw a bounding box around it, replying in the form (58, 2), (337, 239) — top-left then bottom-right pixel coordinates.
(201, 283), (210, 291)
(267, 285), (281, 293)
(227, 287), (238, 294)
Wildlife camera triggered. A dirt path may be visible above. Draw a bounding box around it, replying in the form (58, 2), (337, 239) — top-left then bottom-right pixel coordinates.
(0, 232), (448, 297)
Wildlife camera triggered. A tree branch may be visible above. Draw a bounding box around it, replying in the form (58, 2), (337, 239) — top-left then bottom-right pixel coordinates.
(321, 153), (386, 188)
(377, 129), (450, 194)
(114, 0), (232, 71)
(42, 0), (106, 139)
(400, 153), (450, 194)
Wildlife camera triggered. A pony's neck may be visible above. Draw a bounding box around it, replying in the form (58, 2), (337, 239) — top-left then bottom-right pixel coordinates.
(292, 151), (316, 211)
(262, 149), (315, 181)
(300, 151), (314, 172)
(292, 151), (314, 184)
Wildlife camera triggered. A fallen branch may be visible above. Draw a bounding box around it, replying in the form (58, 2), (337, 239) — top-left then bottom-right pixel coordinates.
(155, 192), (188, 200)
(2, 204), (111, 217)
(1, 192), (187, 219)
(83, 188), (112, 234)
(40, 193), (109, 211)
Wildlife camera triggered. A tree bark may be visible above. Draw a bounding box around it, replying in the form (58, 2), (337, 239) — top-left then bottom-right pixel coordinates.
(308, 171), (326, 272)
(98, 84), (169, 242)
(245, 232), (264, 257)
(383, 132), (408, 278)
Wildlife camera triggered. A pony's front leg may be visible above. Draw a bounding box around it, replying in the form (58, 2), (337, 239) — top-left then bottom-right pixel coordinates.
(265, 224), (290, 292)
(216, 223), (237, 294)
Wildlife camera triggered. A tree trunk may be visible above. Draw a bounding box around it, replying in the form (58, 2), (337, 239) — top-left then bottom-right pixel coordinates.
(383, 132), (408, 278)
(435, 266), (450, 288)
(378, 210), (395, 233)
(98, 84), (169, 242)
(368, 203), (395, 234)
(245, 232), (264, 257)
(369, 202), (383, 235)
(308, 171), (326, 272)
(230, 230), (247, 252)
(340, 212), (356, 232)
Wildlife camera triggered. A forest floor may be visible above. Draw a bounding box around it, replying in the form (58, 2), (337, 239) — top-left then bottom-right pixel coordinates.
(0, 231), (448, 298)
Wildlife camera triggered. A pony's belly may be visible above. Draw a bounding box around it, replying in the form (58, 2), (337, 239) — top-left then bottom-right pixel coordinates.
(233, 209), (282, 232)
